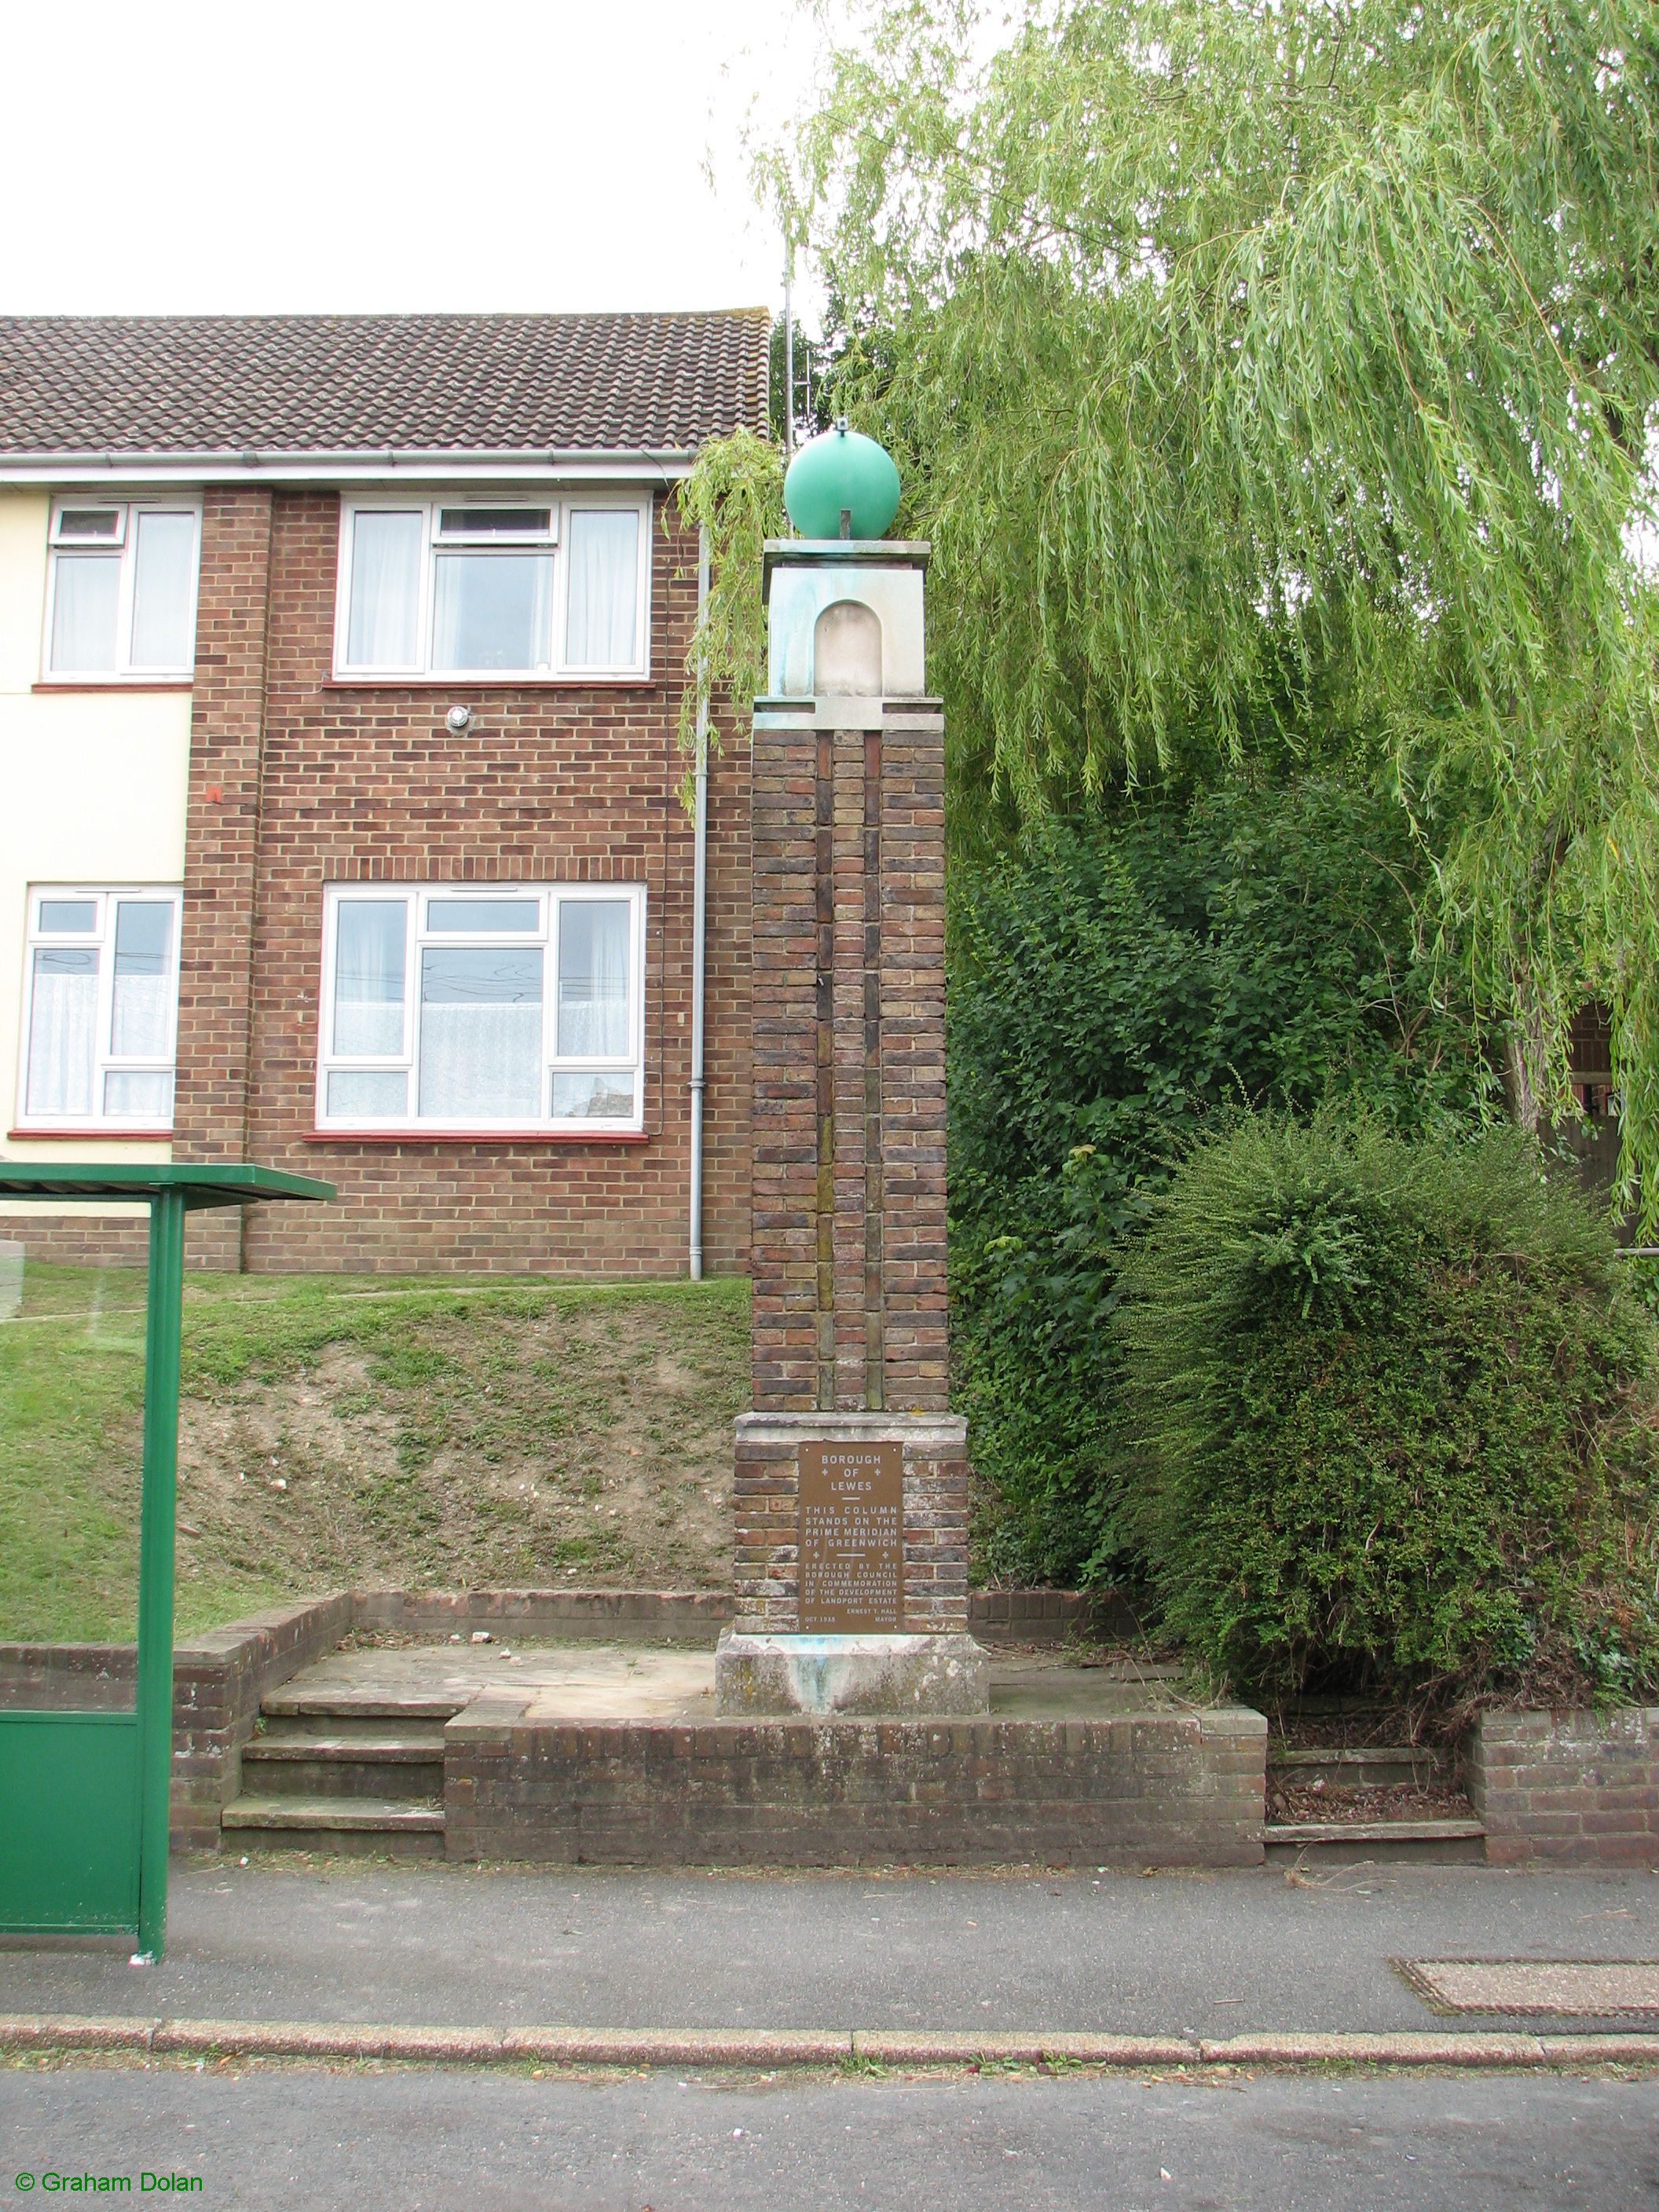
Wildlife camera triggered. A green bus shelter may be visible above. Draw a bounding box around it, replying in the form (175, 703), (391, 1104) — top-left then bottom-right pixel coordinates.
(0, 1163), (332, 1961)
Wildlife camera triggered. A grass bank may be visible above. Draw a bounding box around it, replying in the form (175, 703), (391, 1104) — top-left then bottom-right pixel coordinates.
(2, 1265), (749, 1643)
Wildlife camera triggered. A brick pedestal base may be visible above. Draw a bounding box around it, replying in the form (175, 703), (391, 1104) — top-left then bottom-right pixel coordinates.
(732, 1411), (971, 1633)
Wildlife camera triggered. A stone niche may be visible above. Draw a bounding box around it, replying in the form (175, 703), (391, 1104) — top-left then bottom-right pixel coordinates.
(764, 542), (929, 704)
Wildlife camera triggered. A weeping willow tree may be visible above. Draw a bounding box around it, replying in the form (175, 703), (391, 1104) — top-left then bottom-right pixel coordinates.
(683, 0), (1659, 1199)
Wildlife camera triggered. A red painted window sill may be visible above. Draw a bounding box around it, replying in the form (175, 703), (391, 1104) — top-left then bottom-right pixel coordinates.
(319, 676), (657, 693)
(7, 1127), (174, 1141)
(302, 1128), (651, 1146)
(31, 681), (192, 694)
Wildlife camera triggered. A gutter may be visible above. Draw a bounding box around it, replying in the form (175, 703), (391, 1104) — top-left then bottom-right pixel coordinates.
(0, 445), (697, 488)
(689, 524), (711, 1281)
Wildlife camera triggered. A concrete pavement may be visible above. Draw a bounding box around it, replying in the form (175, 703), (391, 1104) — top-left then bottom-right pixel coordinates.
(4, 1859), (1659, 2038)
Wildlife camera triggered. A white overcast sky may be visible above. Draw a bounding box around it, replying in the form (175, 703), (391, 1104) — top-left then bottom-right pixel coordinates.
(0, 0), (823, 320)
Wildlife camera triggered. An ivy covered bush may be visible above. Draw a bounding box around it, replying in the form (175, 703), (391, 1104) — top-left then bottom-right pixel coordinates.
(1118, 1118), (1659, 1713)
(950, 777), (1490, 1584)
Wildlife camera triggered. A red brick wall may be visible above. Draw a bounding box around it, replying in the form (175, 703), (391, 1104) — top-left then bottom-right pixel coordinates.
(747, 703), (949, 1413)
(445, 1701), (1269, 1867)
(173, 489), (750, 1277)
(1467, 1708), (1659, 1866)
(175, 485), (277, 1269)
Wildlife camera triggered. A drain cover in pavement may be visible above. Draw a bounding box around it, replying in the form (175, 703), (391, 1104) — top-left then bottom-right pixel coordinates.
(1395, 1958), (1659, 2016)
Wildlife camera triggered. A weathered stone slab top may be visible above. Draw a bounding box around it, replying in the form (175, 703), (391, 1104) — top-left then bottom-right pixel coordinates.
(734, 1412), (968, 1450)
(271, 1636), (1210, 1730)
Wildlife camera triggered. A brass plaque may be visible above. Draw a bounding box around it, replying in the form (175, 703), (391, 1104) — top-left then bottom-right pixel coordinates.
(799, 1440), (903, 1632)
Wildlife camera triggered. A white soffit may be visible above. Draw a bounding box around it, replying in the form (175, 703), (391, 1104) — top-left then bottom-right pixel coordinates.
(0, 447), (697, 488)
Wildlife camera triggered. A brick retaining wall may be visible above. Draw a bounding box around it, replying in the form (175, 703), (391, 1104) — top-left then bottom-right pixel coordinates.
(445, 1697), (1268, 1868)
(0, 1643), (136, 1711)
(2, 1595), (354, 1851)
(1466, 1707), (1659, 1866)
(353, 1586), (1123, 1646)
(5, 1585), (1190, 1859)
(170, 1595), (357, 1849)
(353, 1588), (736, 1645)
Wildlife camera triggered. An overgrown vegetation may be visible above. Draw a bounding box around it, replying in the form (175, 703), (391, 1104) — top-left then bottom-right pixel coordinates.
(687, 0), (1659, 1200)
(2, 1269), (749, 1643)
(953, 776), (1492, 1585)
(1118, 1119), (1659, 1719)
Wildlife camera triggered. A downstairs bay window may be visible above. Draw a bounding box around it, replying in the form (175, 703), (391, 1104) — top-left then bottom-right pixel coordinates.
(317, 884), (646, 1134)
(16, 888), (182, 1130)
(335, 498), (650, 679)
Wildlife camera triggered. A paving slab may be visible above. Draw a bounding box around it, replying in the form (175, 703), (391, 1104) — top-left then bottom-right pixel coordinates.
(262, 1637), (1182, 1723)
(5, 1859), (1659, 2038)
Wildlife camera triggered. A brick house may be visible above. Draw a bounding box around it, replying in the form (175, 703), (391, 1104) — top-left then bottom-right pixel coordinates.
(0, 312), (768, 1275)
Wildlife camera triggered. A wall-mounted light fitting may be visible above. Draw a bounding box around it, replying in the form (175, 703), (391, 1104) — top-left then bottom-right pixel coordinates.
(445, 705), (474, 734)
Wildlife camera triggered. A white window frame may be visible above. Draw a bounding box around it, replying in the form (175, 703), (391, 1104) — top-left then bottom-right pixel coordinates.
(315, 882), (647, 1134)
(40, 497), (202, 680)
(331, 495), (652, 681)
(15, 884), (184, 1131)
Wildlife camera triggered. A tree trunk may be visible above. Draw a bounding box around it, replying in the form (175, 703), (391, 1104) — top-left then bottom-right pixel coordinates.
(1501, 982), (1551, 1135)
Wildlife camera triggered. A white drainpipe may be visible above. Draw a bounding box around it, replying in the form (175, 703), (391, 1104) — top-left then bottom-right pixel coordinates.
(689, 524), (711, 1280)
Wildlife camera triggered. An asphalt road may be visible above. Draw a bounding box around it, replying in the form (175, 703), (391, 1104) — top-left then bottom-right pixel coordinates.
(3, 1860), (1659, 2038)
(4, 2064), (1657, 2210)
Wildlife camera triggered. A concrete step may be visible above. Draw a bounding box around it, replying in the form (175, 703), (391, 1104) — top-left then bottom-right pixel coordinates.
(253, 1705), (451, 1745)
(1269, 1745), (1448, 1790)
(222, 1794), (446, 1860)
(1264, 1817), (1486, 1865)
(259, 1686), (468, 1725)
(240, 1733), (445, 1800)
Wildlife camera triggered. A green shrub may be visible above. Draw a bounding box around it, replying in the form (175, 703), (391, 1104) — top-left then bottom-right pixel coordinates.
(950, 778), (1492, 1583)
(1117, 1116), (1659, 1711)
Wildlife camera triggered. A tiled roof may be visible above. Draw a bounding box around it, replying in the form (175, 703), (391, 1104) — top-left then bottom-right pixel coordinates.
(0, 312), (771, 456)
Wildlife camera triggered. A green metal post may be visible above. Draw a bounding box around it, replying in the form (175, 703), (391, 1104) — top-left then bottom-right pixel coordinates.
(134, 1188), (186, 1961)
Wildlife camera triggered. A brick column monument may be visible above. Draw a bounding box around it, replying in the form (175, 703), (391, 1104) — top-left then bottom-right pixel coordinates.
(715, 427), (987, 1716)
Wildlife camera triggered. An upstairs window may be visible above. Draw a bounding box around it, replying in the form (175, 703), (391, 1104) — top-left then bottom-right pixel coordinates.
(44, 500), (200, 677)
(335, 499), (649, 679)
(17, 888), (182, 1129)
(317, 884), (646, 1133)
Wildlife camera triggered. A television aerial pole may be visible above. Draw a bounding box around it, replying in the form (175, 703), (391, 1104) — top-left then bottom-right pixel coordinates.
(783, 233), (797, 460)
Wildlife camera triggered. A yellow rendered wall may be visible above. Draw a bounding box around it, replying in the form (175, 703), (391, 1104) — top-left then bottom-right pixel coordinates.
(0, 487), (190, 1174)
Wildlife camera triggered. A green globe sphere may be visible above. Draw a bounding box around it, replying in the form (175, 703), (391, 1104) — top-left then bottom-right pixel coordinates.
(783, 423), (901, 540)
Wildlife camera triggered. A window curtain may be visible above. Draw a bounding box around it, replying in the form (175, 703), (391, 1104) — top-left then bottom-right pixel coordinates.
(26, 947), (98, 1116)
(564, 511), (639, 666)
(346, 511), (423, 667)
(104, 1070), (173, 1119)
(557, 901), (630, 1057)
(333, 901), (407, 1056)
(50, 555), (120, 672)
(109, 901), (174, 1058)
(417, 948), (543, 1119)
(328, 1068), (406, 1119)
(129, 513), (196, 668)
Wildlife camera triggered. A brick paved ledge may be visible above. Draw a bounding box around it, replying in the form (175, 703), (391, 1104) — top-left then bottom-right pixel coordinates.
(443, 1698), (1269, 1869)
